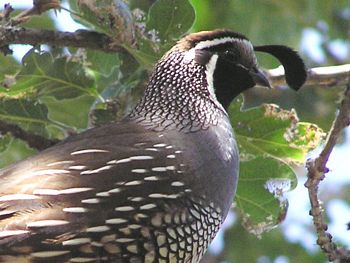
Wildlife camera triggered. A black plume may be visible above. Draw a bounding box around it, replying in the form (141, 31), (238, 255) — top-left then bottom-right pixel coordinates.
(254, 45), (307, 90)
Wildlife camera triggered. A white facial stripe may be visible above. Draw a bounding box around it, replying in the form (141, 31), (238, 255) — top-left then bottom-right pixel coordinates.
(205, 54), (226, 114)
(194, 37), (253, 51)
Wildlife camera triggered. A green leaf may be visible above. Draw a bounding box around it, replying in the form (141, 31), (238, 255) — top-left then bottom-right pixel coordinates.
(0, 49), (97, 100)
(68, 0), (135, 45)
(125, 0), (196, 67)
(40, 95), (95, 130)
(229, 97), (324, 235)
(122, 44), (159, 68)
(10, 10), (56, 30)
(147, 0), (195, 44)
(0, 55), (20, 77)
(0, 98), (53, 136)
(235, 156), (296, 236)
(0, 136), (36, 168)
(85, 50), (120, 77)
(230, 99), (324, 164)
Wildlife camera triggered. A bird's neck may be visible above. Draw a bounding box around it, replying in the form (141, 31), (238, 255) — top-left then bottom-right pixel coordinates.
(127, 50), (226, 132)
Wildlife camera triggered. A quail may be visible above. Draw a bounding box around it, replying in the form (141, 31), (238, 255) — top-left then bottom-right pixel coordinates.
(0, 29), (306, 262)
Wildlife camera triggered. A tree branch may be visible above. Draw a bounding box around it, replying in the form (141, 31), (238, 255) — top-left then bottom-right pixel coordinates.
(0, 25), (125, 54)
(304, 83), (350, 262)
(1, 23), (350, 89)
(267, 64), (350, 88)
(0, 120), (59, 151)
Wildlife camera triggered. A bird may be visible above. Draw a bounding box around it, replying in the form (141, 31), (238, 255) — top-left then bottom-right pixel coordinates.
(0, 29), (306, 262)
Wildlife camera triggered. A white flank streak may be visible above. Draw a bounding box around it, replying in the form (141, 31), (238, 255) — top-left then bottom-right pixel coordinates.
(166, 194), (179, 199)
(167, 154), (176, 159)
(166, 166), (176, 171)
(63, 207), (89, 213)
(28, 169), (70, 176)
(114, 158), (131, 164)
(33, 189), (60, 195)
(171, 181), (185, 187)
(80, 166), (112, 175)
(71, 149), (109, 155)
(115, 206), (134, 212)
(70, 257), (97, 262)
(151, 167), (167, 172)
(130, 155), (154, 160)
(60, 188), (93, 194)
(116, 238), (134, 243)
(153, 143), (167, 148)
(125, 180), (142, 186)
(149, 193), (179, 199)
(148, 193), (167, 198)
(144, 176), (160, 181)
(91, 241), (103, 247)
(69, 165), (87, 170)
(96, 191), (110, 197)
(140, 204), (157, 210)
(47, 160), (74, 166)
(106, 218), (127, 224)
(0, 230), (29, 237)
(130, 197), (143, 202)
(34, 187), (93, 196)
(145, 148), (159, 152)
(0, 194), (39, 201)
(108, 188), (121, 194)
(63, 238), (91, 246)
(113, 156), (154, 164)
(27, 220), (69, 228)
(31, 251), (70, 258)
(81, 198), (100, 204)
(101, 234), (116, 243)
(86, 226), (110, 232)
(131, 169), (148, 173)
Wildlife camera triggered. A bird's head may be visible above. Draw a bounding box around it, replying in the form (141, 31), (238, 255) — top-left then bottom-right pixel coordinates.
(173, 29), (307, 109)
(131, 29), (307, 131)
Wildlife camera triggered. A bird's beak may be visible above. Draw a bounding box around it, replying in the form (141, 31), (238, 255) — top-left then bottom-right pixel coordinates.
(249, 69), (271, 88)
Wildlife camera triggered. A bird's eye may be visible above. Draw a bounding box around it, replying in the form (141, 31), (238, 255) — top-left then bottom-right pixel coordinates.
(222, 50), (239, 63)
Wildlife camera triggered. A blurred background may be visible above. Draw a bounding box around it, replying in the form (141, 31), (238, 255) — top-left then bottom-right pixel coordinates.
(2, 0), (350, 262)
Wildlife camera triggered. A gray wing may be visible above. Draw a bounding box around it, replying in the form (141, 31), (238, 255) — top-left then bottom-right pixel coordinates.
(0, 120), (238, 262)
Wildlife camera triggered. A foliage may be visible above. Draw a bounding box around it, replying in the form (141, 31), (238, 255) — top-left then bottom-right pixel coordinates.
(0, 0), (347, 262)
(229, 98), (324, 236)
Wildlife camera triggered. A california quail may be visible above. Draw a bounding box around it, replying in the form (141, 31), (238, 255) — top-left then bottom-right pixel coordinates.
(0, 29), (306, 262)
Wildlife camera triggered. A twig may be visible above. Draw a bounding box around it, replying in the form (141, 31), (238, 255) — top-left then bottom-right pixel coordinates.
(0, 120), (59, 150)
(11, 0), (60, 25)
(0, 26), (125, 54)
(304, 83), (350, 262)
(267, 64), (350, 88)
(0, 3), (14, 22)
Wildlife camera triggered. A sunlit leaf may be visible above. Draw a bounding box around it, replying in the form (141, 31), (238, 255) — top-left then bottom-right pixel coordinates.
(147, 0), (195, 44)
(0, 98), (53, 136)
(40, 95), (95, 130)
(68, 0), (135, 45)
(0, 49), (97, 99)
(229, 97), (324, 235)
(235, 156), (295, 236)
(230, 98), (325, 164)
(0, 136), (36, 168)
